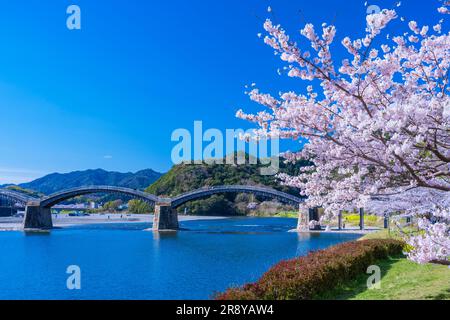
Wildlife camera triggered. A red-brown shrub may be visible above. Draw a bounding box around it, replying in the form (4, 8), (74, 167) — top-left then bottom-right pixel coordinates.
(215, 239), (404, 300)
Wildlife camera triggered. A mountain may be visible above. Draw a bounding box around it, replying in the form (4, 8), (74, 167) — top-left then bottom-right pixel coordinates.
(146, 154), (310, 215)
(19, 168), (163, 195)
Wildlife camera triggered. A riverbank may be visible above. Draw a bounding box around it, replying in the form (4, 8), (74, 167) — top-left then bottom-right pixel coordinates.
(317, 229), (450, 300)
(0, 213), (227, 231)
(216, 227), (449, 300)
(289, 226), (382, 235)
(317, 255), (450, 300)
(216, 239), (404, 300)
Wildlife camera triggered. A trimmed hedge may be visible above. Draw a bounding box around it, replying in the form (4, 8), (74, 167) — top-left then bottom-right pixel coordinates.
(216, 239), (404, 300)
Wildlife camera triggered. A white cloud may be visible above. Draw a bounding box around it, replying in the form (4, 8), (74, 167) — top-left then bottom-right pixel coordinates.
(0, 167), (46, 184)
(103, 155), (113, 159)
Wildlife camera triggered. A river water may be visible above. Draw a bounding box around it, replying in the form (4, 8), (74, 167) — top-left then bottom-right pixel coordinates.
(0, 217), (360, 299)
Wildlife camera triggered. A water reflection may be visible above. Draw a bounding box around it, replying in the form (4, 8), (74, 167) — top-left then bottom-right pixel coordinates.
(24, 230), (51, 236)
(296, 232), (312, 241)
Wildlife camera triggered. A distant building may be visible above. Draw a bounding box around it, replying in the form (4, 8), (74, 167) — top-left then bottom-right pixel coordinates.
(247, 202), (258, 210)
(54, 203), (88, 210)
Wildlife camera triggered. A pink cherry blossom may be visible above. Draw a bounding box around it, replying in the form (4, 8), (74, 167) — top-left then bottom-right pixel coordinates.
(238, 5), (450, 263)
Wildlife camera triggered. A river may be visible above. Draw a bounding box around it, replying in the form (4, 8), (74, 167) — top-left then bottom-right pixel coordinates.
(0, 217), (361, 299)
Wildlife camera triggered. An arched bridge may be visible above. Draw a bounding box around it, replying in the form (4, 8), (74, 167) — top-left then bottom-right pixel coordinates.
(40, 186), (160, 208)
(0, 185), (304, 231)
(171, 185), (303, 208)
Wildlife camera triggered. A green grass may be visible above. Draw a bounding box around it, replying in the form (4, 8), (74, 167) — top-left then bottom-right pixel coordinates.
(318, 256), (450, 300)
(274, 211), (298, 218)
(344, 213), (382, 227)
(359, 229), (396, 240)
(359, 226), (420, 241)
(318, 228), (450, 300)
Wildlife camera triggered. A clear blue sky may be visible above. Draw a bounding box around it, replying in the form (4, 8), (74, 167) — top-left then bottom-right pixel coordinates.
(0, 0), (441, 183)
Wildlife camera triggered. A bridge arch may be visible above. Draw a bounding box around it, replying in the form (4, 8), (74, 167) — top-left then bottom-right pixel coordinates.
(0, 189), (37, 206)
(170, 185), (304, 209)
(40, 186), (160, 208)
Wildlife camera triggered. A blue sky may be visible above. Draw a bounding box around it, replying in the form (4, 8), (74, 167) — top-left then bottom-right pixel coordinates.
(0, 0), (442, 183)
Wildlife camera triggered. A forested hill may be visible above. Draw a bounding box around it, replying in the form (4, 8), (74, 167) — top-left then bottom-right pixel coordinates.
(145, 155), (310, 215)
(146, 161), (306, 196)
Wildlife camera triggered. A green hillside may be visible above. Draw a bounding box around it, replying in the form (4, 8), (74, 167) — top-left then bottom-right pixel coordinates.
(146, 155), (309, 216)
(6, 185), (44, 198)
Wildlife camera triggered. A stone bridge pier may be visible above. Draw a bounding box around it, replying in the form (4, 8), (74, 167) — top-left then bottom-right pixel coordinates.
(297, 206), (321, 231)
(297, 206), (309, 231)
(23, 203), (53, 230)
(152, 203), (179, 231)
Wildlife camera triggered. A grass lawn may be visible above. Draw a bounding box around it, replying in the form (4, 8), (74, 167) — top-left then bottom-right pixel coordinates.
(274, 211), (298, 218)
(359, 228), (392, 240)
(344, 213), (382, 227)
(318, 229), (450, 300)
(359, 227), (420, 241)
(318, 255), (450, 300)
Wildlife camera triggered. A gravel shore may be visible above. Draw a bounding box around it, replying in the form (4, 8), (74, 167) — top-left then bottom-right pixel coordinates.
(0, 213), (226, 231)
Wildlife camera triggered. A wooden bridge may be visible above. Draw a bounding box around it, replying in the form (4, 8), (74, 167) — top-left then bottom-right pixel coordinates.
(0, 185), (305, 231)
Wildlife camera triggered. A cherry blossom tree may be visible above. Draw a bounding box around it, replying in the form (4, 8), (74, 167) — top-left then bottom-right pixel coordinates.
(237, 3), (450, 263)
(365, 188), (449, 263)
